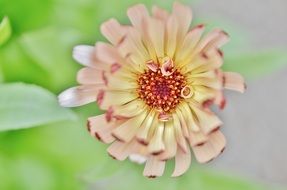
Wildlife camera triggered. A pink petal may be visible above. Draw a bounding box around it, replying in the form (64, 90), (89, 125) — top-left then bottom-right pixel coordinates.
(100, 19), (126, 46)
(77, 67), (105, 85)
(143, 157), (166, 178)
(192, 130), (226, 163)
(172, 2), (192, 44)
(127, 4), (149, 30)
(223, 72), (246, 93)
(172, 146), (191, 177)
(152, 6), (169, 21)
(87, 115), (116, 144)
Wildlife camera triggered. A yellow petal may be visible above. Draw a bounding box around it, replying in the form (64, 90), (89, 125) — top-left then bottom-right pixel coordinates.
(113, 99), (147, 118)
(112, 111), (147, 143)
(147, 17), (165, 58)
(118, 27), (149, 70)
(179, 102), (200, 132)
(100, 90), (138, 110)
(148, 122), (165, 155)
(172, 2), (192, 45)
(158, 121), (177, 161)
(107, 72), (138, 91)
(136, 110), (156, 145)
(176, 25), (205, 63)
(165, 15), (178, 58)
(173, 113), (188, 153)
(189, 102), (222, 135)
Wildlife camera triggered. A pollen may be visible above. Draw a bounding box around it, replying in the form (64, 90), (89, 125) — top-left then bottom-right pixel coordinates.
(137, 67), (186, 113)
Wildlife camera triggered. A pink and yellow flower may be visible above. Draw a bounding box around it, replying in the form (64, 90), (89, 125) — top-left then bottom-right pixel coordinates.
(59, 2), (245, 178)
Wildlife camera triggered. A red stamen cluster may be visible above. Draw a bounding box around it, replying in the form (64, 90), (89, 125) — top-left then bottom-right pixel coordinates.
(138, 69), (186, 113)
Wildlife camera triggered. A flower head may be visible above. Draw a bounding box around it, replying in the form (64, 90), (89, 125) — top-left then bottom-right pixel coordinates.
(59, 2), (245, 178)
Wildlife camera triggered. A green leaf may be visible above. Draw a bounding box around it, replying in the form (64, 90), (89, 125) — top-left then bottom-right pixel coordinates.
(0, 83), (76, 131)
(224, 49), (287, 78)
(19, 27), (82, 92)
(0, 16), (11, 46)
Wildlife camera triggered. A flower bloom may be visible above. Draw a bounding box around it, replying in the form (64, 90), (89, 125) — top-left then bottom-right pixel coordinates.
(59, 2), (245, 178)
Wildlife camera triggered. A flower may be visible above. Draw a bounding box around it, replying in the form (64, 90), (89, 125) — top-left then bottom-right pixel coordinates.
(58, 2), (245, 178)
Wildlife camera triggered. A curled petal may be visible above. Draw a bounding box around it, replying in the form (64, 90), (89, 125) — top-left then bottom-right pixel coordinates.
(146, 60), (159, 72)
(160, 57), (174, 76)
(181, 85), (194, 99)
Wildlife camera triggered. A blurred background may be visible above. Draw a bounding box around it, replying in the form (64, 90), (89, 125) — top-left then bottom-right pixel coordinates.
(0, 0), (286, 189)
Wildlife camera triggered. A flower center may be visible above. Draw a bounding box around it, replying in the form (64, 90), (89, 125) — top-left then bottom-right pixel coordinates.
(137, 67), (186, 113)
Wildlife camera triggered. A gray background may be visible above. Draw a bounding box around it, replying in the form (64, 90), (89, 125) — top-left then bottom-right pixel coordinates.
(192, 0), (287, 187)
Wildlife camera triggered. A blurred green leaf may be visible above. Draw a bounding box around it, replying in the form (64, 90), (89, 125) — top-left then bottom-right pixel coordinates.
(19, 27), (81, 92)
(82, 164), (267, 190)
(224, 49), (287, 78)
(0, 0), (54, 35)
(0, 83), (76, 131)
(0, 41), (53, 88)
(0, 16), (11, 46)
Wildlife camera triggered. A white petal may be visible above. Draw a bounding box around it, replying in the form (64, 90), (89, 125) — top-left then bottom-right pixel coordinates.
(58, 85), (102, 107)
(129, 154), (147, 164)
(73, 45), (95, 66)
